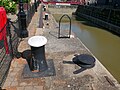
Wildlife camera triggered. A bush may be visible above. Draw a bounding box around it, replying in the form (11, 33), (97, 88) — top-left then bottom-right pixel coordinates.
(0, 0), (17, 14)
(13, 0), (30, 3)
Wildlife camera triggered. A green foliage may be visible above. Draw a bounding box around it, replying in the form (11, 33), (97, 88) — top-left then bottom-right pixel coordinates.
(13, 0), (30, 3)
(23, 0), (30, 3)
(0, 0), (17, 14)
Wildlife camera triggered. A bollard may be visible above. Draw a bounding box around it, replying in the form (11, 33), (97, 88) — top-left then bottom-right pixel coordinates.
(34, 0), (37, 12)
(28, 36), (48, 72)
(43, 6), (46, 11)
(45, 13), (48, 20)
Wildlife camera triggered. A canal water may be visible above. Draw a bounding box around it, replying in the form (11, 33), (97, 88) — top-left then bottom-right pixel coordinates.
(60, 19), (120, 82)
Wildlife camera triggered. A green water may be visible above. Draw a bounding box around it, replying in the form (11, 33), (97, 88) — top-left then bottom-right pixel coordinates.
(61, 20), (120, 82)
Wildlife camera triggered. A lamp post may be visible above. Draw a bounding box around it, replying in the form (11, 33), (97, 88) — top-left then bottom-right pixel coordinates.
(18, 0), (28, 38)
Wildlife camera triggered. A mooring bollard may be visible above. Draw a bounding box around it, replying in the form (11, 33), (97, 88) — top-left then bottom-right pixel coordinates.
(45, 13), (48, 20)
(28, 36), (48, 72)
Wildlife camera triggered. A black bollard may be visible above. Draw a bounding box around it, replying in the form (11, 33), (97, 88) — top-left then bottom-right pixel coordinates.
(28, 36), (48, 72)
(18, 0), (28, 38)
(45, 13), (48, 20)
(34, 0), (37, 12)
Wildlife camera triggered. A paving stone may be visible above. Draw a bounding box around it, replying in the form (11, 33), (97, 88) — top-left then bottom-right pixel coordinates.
(13, 77), (18, 82)
(53, 80), (66, 85)
(32, 82), (39, 86)
(33, 86), (43, 90)
(5, 77), (14, 82)
(6, 86), (17, 90)
(9, 68), (14, 72)
(26, 82), (33, 86)
(2, 81), (11, 88)
(9, 72), (17, 77)
(19, 82), (28, 86)
(11, 61), (18, 68)
(11, 81), (18, 86)
(24, 86), (33, 90)
(17, 87), (25, 90)
(13, 68), (21, 72)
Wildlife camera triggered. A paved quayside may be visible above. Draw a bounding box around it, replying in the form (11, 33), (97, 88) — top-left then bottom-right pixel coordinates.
(2, 4), (120, 90)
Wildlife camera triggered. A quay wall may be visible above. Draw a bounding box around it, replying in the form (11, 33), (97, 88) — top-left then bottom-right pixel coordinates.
(75, 5), (120, 35)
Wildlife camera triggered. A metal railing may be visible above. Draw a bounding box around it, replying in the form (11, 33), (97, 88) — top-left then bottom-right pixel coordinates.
(0, 1), (40, 87)
(0, 19), (20, 87)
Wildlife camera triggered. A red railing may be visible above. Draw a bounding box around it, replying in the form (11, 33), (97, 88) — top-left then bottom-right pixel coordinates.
(41, 0), (81, 4)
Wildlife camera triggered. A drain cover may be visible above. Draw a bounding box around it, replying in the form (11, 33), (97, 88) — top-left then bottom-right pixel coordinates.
(73, 54), (96, 68)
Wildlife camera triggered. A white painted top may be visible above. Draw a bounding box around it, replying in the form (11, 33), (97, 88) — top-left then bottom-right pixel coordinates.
(45, 13), (49, 15)
(28, 36), (47, 47)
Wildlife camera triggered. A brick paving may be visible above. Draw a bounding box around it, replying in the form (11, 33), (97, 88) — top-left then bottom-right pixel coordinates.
(2, 5), (45, 90)
(1, 4), (120, 90)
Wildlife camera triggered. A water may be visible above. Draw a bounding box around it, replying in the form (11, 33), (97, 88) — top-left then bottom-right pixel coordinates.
(61, 21), (120, 82)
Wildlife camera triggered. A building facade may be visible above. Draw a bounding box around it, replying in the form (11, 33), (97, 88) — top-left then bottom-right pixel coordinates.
(82, 0), (120, 7)
(97, 0), (120, 6)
